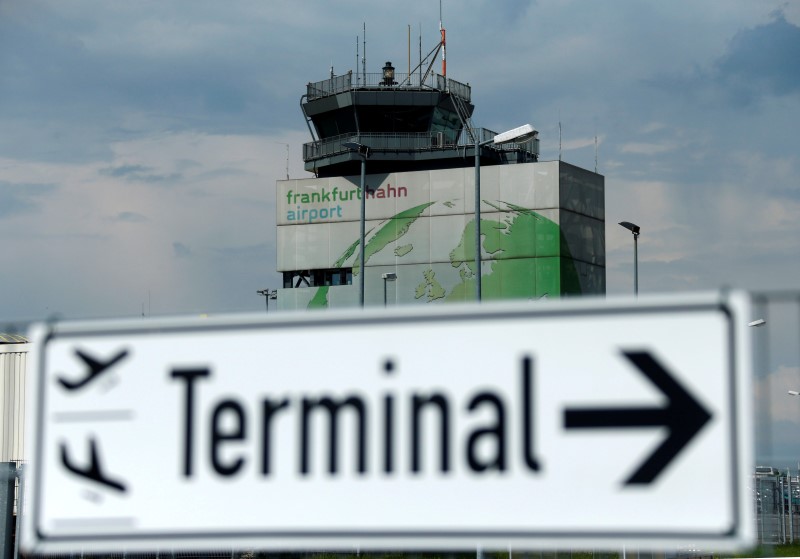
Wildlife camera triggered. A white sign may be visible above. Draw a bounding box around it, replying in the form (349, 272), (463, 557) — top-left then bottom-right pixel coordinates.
(23, 292), (754, 553)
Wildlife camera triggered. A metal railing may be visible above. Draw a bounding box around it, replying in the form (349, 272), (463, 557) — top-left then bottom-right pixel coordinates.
(303, 129), (540, 163)
(306, 72), (471, 103)
(754, 472), (794, 545)
(750, 290), (800, 546)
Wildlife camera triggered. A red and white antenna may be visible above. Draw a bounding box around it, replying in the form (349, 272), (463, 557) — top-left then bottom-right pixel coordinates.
(439, 1), (446, 76)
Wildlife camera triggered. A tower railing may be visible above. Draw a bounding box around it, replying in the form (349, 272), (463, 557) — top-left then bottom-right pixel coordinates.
(302, 130), (539, 163)
(306, 72), (471, 103)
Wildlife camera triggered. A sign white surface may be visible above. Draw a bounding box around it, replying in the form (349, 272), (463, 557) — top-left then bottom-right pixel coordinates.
(23, 292), (753, 553)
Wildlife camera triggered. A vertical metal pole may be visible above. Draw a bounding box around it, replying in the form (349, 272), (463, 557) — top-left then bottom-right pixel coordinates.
(359, 155), (367, 307)
(1, 463), (14, 559)
(12, 466), (21, 559)
(783, 475), (787, 543)
(796, 464), (800, 544)
(788, 469), (794, 542)
(760, 477), (765, 543)
(633, 232), (639, 297)
(265, 295), (269, 314)
(383, 278), (387, 307)
(474, 137), (482, 301)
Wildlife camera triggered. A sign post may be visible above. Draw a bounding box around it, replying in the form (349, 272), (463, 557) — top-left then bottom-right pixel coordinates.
(23, 292), (754, 553)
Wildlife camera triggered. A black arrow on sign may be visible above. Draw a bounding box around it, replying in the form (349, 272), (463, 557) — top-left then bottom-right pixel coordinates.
(563, 350), (712, 485)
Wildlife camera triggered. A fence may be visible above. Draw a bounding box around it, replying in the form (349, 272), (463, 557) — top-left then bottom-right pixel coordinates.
(302, 130), (540, 163)
(754, 471), (800, 545)
(306, 72), (470, 102)
(749, 291), (800, 546)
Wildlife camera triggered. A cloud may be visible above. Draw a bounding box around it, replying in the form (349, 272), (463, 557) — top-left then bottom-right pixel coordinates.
(114, 211), (148, 223)
(99, 164), (182, 184)
(1, 2), (798, 317)
(653, 9), (800, 110)
(0, 181), (57, 218)
(713, 10), (800, 103)
(173, 242), (192, 259)
(620, 142), (678, 156)
(100, 164), (151, 178)
(0, 2), (305, 165)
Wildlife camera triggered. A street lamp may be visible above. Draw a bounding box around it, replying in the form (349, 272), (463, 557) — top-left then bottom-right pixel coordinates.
(343, 141), (371, 307)
(618, 221), (641, 297)
(256, 288), (277, 314)
(474, 124), (537, 301)
(381, 272), (397, 307)
(749, 319), (766, 327)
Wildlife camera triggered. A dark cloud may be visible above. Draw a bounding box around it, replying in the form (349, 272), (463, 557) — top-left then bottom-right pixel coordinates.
(101, 164), (151, 178)
(114, 211), (148, 223)
(475, 0), (536, 26)
(0, 2), (298, 164)
(173, 242), (192, 259)
(713, 10), (800, 104)
(0, 182), (57, 218)
(637, 8), (800, 123)
(99, 165), (182, 184)
(195, 168), (252, 180)
(211, 242), (270, 262)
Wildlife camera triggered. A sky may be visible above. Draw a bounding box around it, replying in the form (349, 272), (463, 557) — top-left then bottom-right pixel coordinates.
(2, 1), (800, 463)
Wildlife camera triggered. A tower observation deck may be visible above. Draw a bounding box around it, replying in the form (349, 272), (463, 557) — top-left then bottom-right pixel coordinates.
(301, 62), (539, 177)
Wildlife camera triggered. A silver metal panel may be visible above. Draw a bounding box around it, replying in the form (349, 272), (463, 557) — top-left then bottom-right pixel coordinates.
(0, 343), (29, 462)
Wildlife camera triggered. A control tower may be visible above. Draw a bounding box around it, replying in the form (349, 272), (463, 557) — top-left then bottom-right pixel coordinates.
(301, 61), (539, 177)
(277, 33), (604, 310)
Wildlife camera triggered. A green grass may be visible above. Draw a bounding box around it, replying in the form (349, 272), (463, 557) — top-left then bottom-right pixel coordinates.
(724, 542), (800, 557)
(241, 545), (800, 559)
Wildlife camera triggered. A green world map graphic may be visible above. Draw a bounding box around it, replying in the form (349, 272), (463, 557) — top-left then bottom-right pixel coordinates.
(308, 200), (581, 308)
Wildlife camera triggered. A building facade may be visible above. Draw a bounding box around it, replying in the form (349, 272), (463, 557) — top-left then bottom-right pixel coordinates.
(276, 58), (604, 310)
(276, 160), (604, 309)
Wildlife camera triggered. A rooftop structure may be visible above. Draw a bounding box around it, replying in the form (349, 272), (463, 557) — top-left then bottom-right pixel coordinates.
(301, 61), (539, 177)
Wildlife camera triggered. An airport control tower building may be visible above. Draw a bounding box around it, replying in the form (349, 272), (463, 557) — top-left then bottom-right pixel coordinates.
(276, 44), (605, 310)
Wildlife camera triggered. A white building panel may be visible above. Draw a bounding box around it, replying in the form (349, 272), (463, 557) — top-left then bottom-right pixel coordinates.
(0, 338), (29, 462)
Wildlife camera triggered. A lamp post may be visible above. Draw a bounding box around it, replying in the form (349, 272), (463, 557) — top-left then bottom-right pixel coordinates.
(381, 272), (397, 307)
(618, 221), (640, 297)
(474, 124), (537, 301)
(343, 141), (370, 307)
(256, 289), (277, 314)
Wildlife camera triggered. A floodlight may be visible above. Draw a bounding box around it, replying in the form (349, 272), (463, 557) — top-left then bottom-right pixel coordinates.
(493, 124), (537, 144)
(343, 141), (369, 155)
(619, 221), (641, 235)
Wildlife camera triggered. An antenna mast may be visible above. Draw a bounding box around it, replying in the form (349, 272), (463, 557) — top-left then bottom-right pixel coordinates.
(439, 0), (446, 76)
(558, 111), (562, 161)
(275, 142), (290, 180)
(362, 22), (366, 82)
(594, 135), (598, 173)
(419, 23), (422, 85)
